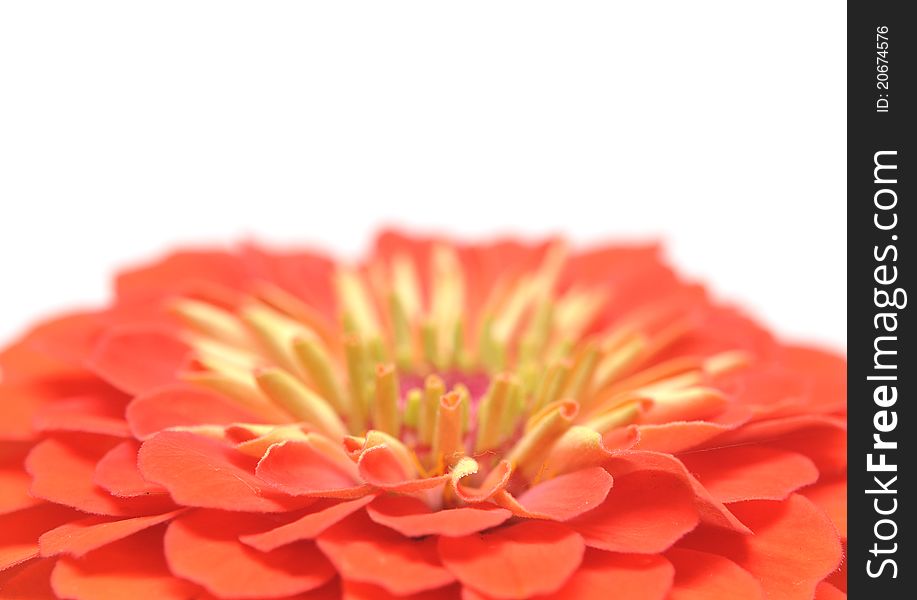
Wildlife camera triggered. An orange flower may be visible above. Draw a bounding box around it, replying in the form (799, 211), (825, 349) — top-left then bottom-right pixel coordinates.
(0, 231), (846, 599)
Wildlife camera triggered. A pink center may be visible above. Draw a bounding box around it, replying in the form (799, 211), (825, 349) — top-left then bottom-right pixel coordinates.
(399, 371), (492, 407)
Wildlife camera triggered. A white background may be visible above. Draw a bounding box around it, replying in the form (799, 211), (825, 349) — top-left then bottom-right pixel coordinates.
(0, 2), (846, 350)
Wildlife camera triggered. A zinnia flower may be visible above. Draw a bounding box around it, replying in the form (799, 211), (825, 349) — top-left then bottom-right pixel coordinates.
(0, 231), (846, 599)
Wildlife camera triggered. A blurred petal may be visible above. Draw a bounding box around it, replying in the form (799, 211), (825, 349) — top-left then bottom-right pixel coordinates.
(115, 250), (251, 302)
(0, 377), (119, 441)
(0, 383), (49, 441)
(1, 505), (78, 571)
(39, 510), (183, 558)
(51, 527), (201, 600)
(19, 312), (107, 367)
(342, 581), (461, 600)
(537, 551), (674, 600)
(32, 395), (130, 438)
(88, 325), (189, 394)
(317, 511), (455, 595)
(366, 495), (511, 537)
(164, 510), (335, 599)
(0, 558), (57, 599)
(775, 345), (847, 414)
(438, 521), (584, 599)
(0, 443), (41, 515)
(666, 548), (763, 600)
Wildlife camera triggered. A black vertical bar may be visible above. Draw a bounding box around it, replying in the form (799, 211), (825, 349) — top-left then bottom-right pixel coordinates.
(848, 1), (913, 597)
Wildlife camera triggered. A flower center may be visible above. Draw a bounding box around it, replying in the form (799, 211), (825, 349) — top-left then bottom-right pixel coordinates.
(167, 246), (750, 496)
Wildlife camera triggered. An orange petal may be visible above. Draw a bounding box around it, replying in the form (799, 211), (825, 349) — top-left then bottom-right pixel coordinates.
(316, 511), (456, 595)
(126, 384), (269, 439)
(713, 415), (847, 476)
(256, 439), (371, 499)
(801, 475), (847, 539)
(780, 345), (847, 413)
(0, 558), (56, 599)
(343, 581), (462, 600)
(769, 421), (847, 476)
(18, 311), (108, 367)
(826, 546), (847, 592)
(114, 249), (251, 303)
(32, 395), (130, 438)
(450, 458), (513, 504)
(632, 421), (734, 454)
(438, 521), (584, 599)
(366, 495), (511, 537)
(505, 467), (613, 521)
(0, 382), (49, 441)
(0, 444), (41, 515)
(244, 246), (338, 319)
(569, 471), (699, 553)
(50, 526), (201, 600)
(537, 550), (674, 600)
(289, 580), (346, 600)
(0, 331), (77, 381)
(39, 510), (184, 557)
(1, 504), (78, 571)
(714, 361), (813, 416)
(355, 444), (411, 484)
(88, 325), (189, 394)
(0, 377), (120, 442)
(539, 426), (616, 476)
(164, 510), (335, 598)
(240, 495), (376, 552)
(815, 581), (847, 600)
(678, 446), (819, 503)
(681, 494), (843, 600)
(93, 441), (167, 497)
(357, 445), (450, 492)
(666, 548), (763, 600)
(138, 430), (304, 513)
(26, 436), (174, 516)
(604, 450), (751, 534)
